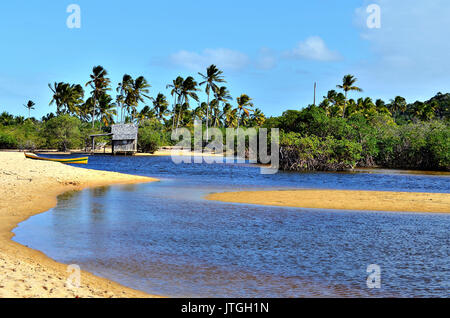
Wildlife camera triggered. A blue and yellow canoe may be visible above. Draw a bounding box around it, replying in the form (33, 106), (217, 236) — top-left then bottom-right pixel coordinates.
(25, 153), (88, 165)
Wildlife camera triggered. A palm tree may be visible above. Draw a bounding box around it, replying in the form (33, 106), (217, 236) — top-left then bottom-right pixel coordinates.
(173, 102), (191, 127)
(137, 105), (156, 124)
(193, 103), (206, 124)
(251, 108), (266, 126)
(86, 66), (111, 128)
(389, 96), (407, 116)
(176, 76), (199, 130)
(79, 98), (94, 122)
(411, 102), (435, 121)
(166, 76), (184, 130)
(214, 86), (232, 125)
(97, 93), (117, 127)
(337, 75), (363, 118)
(49, 82), (65, 113)
(49, 82), (84, 115)
(375, 99), (391, 115)
(222, 103), (237, 128)
(210, 99), (221, 127)
(24, 100), (35, 119)
(198, 65), (226, 139)
(236, 94), (254, 129)
(116, 74), (133, 123)
(153, 93), (169, 122)
(122, 76), (151, 122)
(130, 76), (151, 121)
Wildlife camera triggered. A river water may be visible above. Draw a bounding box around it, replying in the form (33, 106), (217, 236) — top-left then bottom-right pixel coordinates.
(13, 155), (450, 297)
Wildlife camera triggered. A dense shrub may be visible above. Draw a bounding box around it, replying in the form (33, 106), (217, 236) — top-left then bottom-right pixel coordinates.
(138, 119), (171, 153)
(376, 121), (450, 170)
(43, 115), (82, 151)
(280, 133), (362, 171)
(0, 131), (18, 149)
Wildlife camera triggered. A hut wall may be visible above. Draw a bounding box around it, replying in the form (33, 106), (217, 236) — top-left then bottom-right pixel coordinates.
(112, 139), (137, 153)
(111, 124), (138, 154)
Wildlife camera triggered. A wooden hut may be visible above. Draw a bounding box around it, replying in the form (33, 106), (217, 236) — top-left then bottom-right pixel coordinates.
(89, 123), (138, 155)
(111, 124), (138, 155)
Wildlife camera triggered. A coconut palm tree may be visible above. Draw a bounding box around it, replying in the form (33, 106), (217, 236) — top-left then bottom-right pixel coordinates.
(198, 65), (226, 139)
(375, 99), (391, 115)
(251, 108), (266, 126)
(116, 74), (133, 123)
(79, 98), (94, 122)
(137, 105), (156, 124)
(173, 102), (190, 127)
(86, 66), (111, 128)
(153, 93), (169, 122)
(222, 103), (237, 128)
(176, 76), (199, 130)
(49, 82), (64, 112)
(49, 82), (84, 115)
(24, 100), (35, 119)
(337, 75), (363, 118)
(235, 94), (254, 129)
(49, 82), (70, 114)
(126, 76), (151, 122)
(193, 103), (206, 124)
(97, 93), (117, 127)
(167, 76), (184, 130)
(214, 86), (232, 123)
(209, 99), (221, 127)
(389, 96), (407, 116)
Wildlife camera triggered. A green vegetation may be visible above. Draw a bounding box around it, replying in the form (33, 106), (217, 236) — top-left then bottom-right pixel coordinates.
(265, 75), (449, 171)
(0, 64), (265, 154)
(1, 68), (448, 171)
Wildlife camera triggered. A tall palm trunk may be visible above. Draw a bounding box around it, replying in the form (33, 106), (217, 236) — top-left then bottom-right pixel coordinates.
(237, 111), (240, 131)
(172, 95), (178, 131)
(176, 95), (185, 132)
(92, 92), (96, 128)
(205, 92), (210, 141)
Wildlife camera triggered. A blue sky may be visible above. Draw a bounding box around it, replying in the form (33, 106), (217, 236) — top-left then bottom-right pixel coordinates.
(1, 0), (449, 118)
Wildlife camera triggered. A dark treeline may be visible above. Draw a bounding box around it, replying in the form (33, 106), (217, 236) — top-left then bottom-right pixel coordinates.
(264, 75), (449, 171)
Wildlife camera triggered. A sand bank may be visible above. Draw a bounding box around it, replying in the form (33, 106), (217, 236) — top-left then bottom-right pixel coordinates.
(0, 152), (160, 298)
(206, 190), (450, 213)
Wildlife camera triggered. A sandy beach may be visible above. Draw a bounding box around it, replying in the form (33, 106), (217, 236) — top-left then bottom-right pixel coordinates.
(206, 189), (450, 213)
(0, 151), (159, 298)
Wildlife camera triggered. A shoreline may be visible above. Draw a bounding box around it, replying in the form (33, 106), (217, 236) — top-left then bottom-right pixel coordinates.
(0, 152), (161, 298)
(206, 189), (450, 214)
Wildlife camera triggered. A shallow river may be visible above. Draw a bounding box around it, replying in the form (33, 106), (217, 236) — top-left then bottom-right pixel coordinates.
(13, 155), (450, 297)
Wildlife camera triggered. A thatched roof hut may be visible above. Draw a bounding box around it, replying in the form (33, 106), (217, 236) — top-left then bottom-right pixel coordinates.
(111, 124), (138, 154)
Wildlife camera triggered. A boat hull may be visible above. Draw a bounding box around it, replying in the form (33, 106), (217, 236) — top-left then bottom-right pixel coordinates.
(24, 153), (88, 164)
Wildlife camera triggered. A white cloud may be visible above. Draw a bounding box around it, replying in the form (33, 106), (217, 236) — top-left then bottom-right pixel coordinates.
(285, 36), (341, 62)
(169, 48), (249, 71)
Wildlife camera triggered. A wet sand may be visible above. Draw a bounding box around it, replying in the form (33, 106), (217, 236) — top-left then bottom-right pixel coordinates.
(0, 152), (160, 298)
(206, 190), (450, 213)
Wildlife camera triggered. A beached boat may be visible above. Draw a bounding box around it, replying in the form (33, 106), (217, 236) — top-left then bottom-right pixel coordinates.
(24, 153), (88, 164)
